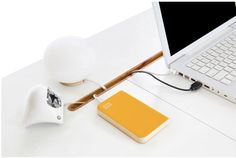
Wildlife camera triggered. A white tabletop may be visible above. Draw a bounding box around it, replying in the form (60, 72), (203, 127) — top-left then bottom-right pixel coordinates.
(2, 9), (236, 156)
(128, 57), (236, 142)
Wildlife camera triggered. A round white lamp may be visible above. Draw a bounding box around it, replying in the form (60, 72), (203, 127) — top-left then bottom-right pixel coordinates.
(43, 36), (96, 86)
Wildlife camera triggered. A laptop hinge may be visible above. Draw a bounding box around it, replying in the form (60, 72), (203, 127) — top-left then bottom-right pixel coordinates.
(229, 22), (236, 29)
(169, 54), (186, 67)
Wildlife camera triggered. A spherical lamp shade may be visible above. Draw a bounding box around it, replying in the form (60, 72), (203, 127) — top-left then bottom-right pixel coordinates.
(43, 36), (95, 84)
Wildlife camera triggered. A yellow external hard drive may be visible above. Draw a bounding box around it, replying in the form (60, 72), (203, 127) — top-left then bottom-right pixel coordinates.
(97, 91), (169, 143)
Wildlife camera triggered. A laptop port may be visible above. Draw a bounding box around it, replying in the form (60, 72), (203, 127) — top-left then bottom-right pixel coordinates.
(178, 72), (183, 76)
(191, 78), (196, 82)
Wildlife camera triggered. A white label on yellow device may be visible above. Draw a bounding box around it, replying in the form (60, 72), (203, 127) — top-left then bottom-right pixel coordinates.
(97, 91), (169, 143)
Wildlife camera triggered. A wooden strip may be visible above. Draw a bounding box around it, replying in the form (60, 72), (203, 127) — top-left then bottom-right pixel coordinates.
(68, 51), (163, 111)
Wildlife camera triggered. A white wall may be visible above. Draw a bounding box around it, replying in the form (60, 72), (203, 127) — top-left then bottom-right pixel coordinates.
(0, 0), (152, 78)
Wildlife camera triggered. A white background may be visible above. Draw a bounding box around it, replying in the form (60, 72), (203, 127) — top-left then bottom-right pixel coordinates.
(0, 2), (151, 154)
(0, 1), (150, 155)
(0, 0), (152, 78)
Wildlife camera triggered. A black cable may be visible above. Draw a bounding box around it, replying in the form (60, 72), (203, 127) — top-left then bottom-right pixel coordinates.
(131, 70), (202, 92)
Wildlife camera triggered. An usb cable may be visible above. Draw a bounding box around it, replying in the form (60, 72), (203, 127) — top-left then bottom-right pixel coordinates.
(131, 70), (202, 92)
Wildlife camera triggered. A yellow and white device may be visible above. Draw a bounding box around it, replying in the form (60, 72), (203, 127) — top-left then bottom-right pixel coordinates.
(97, 91), (169, 143)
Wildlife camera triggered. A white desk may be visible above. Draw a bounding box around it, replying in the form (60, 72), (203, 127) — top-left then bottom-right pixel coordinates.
(128, 57), (236, 142)
(2, 9), (236, 156)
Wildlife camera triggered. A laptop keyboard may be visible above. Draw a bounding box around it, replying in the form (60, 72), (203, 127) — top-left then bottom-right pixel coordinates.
(186, 31), (236, 85)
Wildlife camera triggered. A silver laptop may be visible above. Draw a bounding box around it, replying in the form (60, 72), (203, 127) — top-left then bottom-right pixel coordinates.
(152, 2), (236, 103)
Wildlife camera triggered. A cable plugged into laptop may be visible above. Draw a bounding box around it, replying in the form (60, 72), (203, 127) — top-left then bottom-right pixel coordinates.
(189, 81), (203, 91)
(131, 70), (202, 92)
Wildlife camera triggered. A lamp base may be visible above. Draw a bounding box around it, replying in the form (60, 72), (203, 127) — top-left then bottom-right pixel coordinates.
(60, 80), (84, 87)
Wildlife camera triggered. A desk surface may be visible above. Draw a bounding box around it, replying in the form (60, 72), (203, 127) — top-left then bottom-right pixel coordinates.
(128, 57), (236, 142)
(2, 9), (236, 156)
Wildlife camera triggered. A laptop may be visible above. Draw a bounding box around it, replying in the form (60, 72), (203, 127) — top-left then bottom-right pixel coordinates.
(152, 2), (236, 103)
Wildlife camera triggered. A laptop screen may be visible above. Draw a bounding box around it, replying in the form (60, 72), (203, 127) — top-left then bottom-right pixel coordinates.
(159, 2), (236, 56)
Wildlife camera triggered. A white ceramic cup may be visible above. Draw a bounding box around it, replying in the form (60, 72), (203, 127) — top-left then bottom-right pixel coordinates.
(24, 85), (63, 127)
